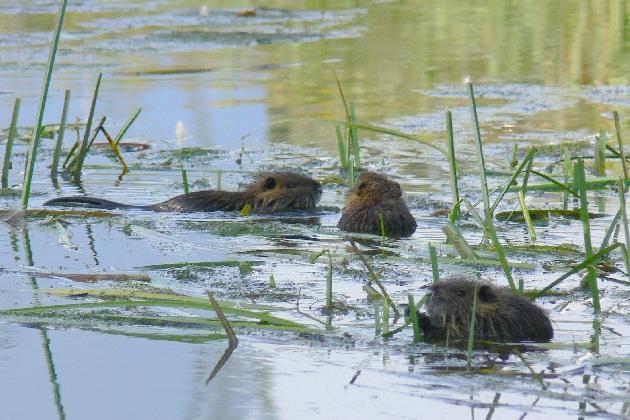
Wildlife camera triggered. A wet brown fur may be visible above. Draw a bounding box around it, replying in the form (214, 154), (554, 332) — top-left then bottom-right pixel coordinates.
(44, 172), (322, 213)
(337, 172), (416, 238)
(418, 277), (553, 342)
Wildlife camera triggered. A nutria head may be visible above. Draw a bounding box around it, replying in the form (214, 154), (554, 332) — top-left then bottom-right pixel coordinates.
(337, 171), (416, 238)
(246, 172), (322, 212)
(423, 277), (553, 342)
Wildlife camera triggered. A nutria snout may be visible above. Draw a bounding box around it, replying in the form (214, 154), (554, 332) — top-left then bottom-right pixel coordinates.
(418, 277), (553, 342)
(44, 172), (322, 213)
(336, 172), (416, 238)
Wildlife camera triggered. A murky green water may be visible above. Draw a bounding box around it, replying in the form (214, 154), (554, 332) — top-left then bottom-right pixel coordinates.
(2, 1), (630, 419)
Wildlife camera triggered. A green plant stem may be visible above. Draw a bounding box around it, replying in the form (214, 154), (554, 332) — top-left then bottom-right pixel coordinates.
(594, 130), (607, 176)
(335, 125), (347, 168)
(407, 294), (421, 342)
(442, 221), (478, 259)
(466, 284), (479, 371)
(326, 250), (333, 308)
(429, 243), (439, 284)
(72, 72), (102, 181)
(467, 81), (490, 212)
(517, 191), (536, 241)
(2, 97), (21, 189)
(21, 0), (68, 208)
(50, 90), (70, 177)
(181, 167), (189, 193)
(614, 111), (628, 179)
(446, 111), (460, 221)
(618, 179), (630, 278)
(114, 108), (141, 144)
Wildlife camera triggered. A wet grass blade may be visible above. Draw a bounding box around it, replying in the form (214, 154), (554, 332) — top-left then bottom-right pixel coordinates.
(429, 242), (439, 284)
(326, 250), (333, 308)
(442, 221), (478, 259)
(335, 125), (347, 168)
(114, 108), (141, 144)
(466, 284), (479, 371)
(534, 242), (624, 298)
(614, 111), (628, 179)
(467, 81), (490, 212)
(350, 102), (360, 169)
(600, 207), (621, 250)
(21, 0), (67, 209)
(207, 291), (238, 347)
(483, 211), (516, 292)
(490, 148), (536, 214)
(618, 179), (630, 278)
(2, 97), (20, 189)
(99, 125), (128, 172)
(50, 90), (70, 177)
(181, 167), (189, 193)
(445, 111), (460, 220)
(72, 72), (102, 181)
(562, 145), (572, 209)
(517, 191), (536, 241)
(407, 295), (421, 342)
(574, 159), (600, 314)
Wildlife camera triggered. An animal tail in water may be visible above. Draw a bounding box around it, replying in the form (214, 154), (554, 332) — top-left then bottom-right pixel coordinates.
(43, 196), (141, 210)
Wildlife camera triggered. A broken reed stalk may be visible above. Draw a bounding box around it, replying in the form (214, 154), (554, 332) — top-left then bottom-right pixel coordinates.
(2, 97), (21, 189)
(575, 159), (600, 314)
(50, 89), (70, 177)
(613, 111), (628, 179)
(466, 283), (479, 372)
(72, 72), (102, 181)
(21, 0), (68, 209)
(490, 148), (536, 214)
(207, 291), (238, 347)
(446, 111), (460, 221)
(348, 239), (400, 317)
(517, 191), (536, 242)
(114, 108), (141, 144)
(429, 242), (439, 284)
(99, 126), (128, 172)
(442, 221), (478, 259)
(618, 179), (630, 278)
(594, 130), (607, 176)
(407, 294), (421, 342)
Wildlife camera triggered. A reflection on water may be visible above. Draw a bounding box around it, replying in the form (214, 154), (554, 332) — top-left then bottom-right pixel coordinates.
(1, 0), (630, 419)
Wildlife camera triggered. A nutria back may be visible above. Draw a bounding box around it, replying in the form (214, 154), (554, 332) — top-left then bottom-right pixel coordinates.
(337, 172), (416, 238)
(44, 172), (322, 213)
(419, 277), (553, 342)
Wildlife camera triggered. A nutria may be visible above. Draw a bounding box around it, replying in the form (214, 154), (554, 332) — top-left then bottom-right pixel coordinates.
(44, 172), (322, 213)
(337, 172), (416, 238)
(417, 277), (553, 342)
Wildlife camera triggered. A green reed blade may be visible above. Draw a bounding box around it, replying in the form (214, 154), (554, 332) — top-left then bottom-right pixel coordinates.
(618, 179), (630, 278)
(114, 108), (141, 144)
(490, 148), (536, 214)
(599, 207), (621, 250)
(466, 284), (479, 371)
(575, 159), (600, 314)
(21, 0), (68, 209)
(326, 250), (333, 308)
(484, 208), (516, 292)
(594, 130), (607, 176)
(50, 89), (70, 177)
(335, 125), (347, 168)
(350, 102), (360, 169)
(442, 221), (479, 259)
(517, 191), (536, 242)
(562, 145), (571, 209)
(181, 167), (189, 193)
(614, 111), (628, 179)
(379, 213), (387, 241)
(382, 300), (389, 334)
(2, 97), (21, 189)
(407, 294), (421, 342)
(467, 81), (490, 212)
(446, 111), (460, 220)
(429, 243), (439, 284)
(72, 72), (102, 181)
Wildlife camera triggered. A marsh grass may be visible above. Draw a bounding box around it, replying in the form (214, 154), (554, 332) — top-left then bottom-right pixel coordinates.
(429, 243), (439, 284)
(21, 0), (67, 209)
(445, 111), (460, 221)
(1, 98), (20, 189)
(71, 73), (102, 181)
(618, 179), (630, 277)
(114, 108), (141, 144)
(50, 90), (70, 178)
(407, 294), (421, 342)
(613, 111), (628, 179)
(466, 283), (479, 371)
(594, 130), (607, 176)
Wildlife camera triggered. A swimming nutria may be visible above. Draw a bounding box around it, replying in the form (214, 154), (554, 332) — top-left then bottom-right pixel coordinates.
(44, 172), (322, 213)
(337, 172), (416, 238)
(417, 278), (553, 342)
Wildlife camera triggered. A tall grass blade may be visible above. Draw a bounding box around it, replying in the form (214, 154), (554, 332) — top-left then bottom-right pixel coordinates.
(575, 159), (600, 314)
(613, 111), (628, 179)
(490, 148), (536, 214)
(600, 207), (621, 250)
(72, 72), (102, 181)
(21, 0), (68, 208)
(517, 191), (536, 242)
(429, 243), (439, 284)
(2, 98), (21, 189)
(594, 130), (607, 176)
(350, 102), (360, 169)
(483, 209), (516, 292)
(181, 168), (189, 193)
(407, 294), (421, 342)
(466, 284), (479, 371)
(50, 90), (70, 177)
(618, 179), (630, 278)
(562, 146), (571, 209)
(442, 221), (479, 259)
(326, 250), (333, 308)
(467, 81), (490, 212)
(446, 111), (460, 220)
(114, 108), (141, 144)
(335, 125), (347, 168)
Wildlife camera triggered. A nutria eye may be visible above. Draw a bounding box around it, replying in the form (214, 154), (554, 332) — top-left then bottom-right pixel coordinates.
(264, 177), (277, 190)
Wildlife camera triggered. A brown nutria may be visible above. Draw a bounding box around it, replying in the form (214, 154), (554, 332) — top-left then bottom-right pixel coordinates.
(417, 277), (553, 342)
(337, 172), (416, 238)
(44, 172), (322, 213)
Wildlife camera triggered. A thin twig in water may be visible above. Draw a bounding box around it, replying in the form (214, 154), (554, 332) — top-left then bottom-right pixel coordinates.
(349, 369), (361, 384)
(348, 238), (400, 318)
(207, 291), (238, 347)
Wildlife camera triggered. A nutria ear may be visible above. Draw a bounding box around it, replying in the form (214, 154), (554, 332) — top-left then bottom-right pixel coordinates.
(478, 285), (496, 303)
(357, 182), (368, 193)
(264, 176), (277, 190)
